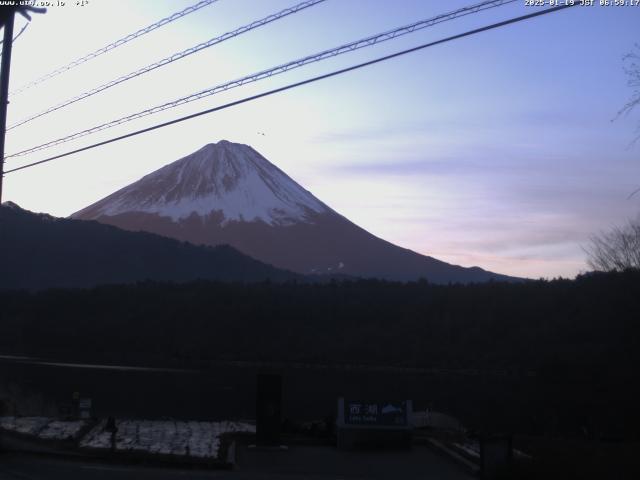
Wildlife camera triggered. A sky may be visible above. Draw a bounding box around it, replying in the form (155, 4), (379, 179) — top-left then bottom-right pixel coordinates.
(2, 0), (640, 279)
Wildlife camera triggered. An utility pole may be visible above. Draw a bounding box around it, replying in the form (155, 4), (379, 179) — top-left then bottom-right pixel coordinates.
(0, 4), (45, 203)
(0, 9), (15, 204)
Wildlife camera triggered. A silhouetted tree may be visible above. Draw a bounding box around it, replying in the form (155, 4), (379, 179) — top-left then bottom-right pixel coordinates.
(585, 216), (640, 271)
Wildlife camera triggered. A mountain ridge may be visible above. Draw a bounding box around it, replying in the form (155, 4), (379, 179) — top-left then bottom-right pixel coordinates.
(0, 202), (300, 290)
(72, 140), (519, 284)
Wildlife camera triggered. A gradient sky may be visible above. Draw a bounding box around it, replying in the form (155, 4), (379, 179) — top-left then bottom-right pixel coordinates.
(3, 0), (640, 279)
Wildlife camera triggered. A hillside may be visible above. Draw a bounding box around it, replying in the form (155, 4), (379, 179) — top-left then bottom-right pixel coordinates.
(0, 202), (299, 290)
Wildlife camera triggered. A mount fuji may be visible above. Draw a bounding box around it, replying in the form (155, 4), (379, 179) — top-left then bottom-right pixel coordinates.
(73, 140), (514, 283)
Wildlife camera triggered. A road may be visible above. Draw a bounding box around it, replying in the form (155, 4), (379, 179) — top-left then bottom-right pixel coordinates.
(0, 454), (230, 480)
(0, 446), (474, 479)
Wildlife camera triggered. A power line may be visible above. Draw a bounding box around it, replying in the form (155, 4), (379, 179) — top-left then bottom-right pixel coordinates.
(12, 22), (29, 42)
(5, 0), (518, 159)
(7, 0), (327, 132)
(0, 21), (28, 62)
(4, 4), (577, 175)
(0, 21), (30, 63)
(9, 0), (220, 97)
(0, 21), (29, 46)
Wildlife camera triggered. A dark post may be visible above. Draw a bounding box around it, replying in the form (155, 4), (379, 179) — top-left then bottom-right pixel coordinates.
(0, 9), (15, 203)
(480, 434), (513, 479)
(256, 373), (282, 446)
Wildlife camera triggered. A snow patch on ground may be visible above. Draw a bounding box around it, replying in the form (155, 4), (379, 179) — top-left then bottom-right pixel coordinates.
(39, 420), (86, 440)
(79, 419), (111, 449)
(80, 419), (255, 459)
(412, 410), (464, 431)
(453, 441), (480, 459)
(0, 416), (85, 439)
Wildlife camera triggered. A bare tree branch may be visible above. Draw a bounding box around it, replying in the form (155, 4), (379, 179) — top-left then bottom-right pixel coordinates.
(584, 216), (640, 272)
(616, 44), (640, 122)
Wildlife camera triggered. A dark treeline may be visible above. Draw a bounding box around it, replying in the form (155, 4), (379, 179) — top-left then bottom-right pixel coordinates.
(1, 270), (638, 373)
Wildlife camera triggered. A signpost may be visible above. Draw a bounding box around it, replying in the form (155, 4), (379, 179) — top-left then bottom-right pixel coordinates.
(343, 400), (409, 427)
(336, 398), (412, 450)
(78, 397), (92, 420)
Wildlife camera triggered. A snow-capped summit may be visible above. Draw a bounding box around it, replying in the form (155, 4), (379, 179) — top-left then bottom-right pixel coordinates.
(73, 141), (516, 283)
(74, 140), (328, 226)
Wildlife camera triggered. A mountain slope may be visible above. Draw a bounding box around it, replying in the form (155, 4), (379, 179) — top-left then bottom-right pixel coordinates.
(0, 202), (299, 290)
(73, 140), (517, 283)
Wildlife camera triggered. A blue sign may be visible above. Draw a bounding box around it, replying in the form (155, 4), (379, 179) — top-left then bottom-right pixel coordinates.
(344, 400), (408, 426)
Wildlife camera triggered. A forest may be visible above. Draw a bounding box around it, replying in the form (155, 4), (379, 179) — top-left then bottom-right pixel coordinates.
(1, 270), (639, 439)
(0, 270), (638, 373)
